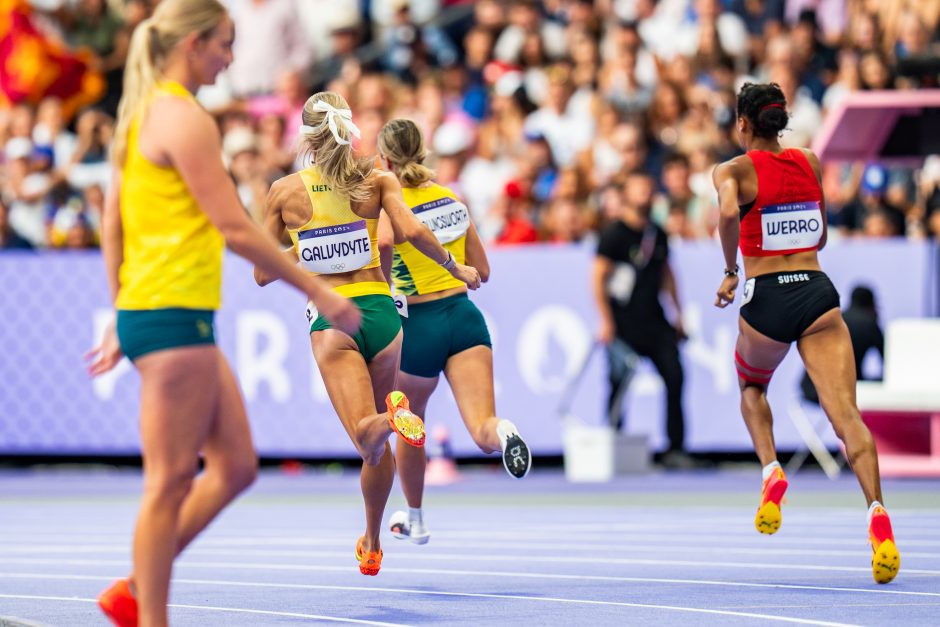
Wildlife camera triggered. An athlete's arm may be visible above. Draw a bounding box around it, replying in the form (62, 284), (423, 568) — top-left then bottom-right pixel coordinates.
(800, 148), (828, 250)
(377, 172), (481, 290)
(254, 179), (299, 287)
(156, 98), (360, 334)
(86, 167), (126, 376)
(377, 211), (395, 285)
(713, 161), (741, 308)
(101, 167), (123, 304)
(592, 254), (615, 344)
(464, 222), (490, 283)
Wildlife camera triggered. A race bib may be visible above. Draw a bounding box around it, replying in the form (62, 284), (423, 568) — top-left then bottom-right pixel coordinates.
(297, 220), (372, 274)
(761, 201), (823, 251)
(412, 197), (470, 245)
(393, 292), (408, 318)
(742, 278), (755, 306)
(305, 300), (318, 328)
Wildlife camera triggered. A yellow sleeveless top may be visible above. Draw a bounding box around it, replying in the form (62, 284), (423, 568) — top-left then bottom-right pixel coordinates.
(392, 183), (469, 296)
(116, 81), (224, 310)
(287, 166), (387, 298)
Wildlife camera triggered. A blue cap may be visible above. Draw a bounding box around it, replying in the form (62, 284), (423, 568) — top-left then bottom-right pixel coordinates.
(861, 164), (888, 195)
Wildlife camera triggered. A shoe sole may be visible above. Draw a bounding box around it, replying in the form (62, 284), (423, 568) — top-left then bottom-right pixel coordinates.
(502, 433), (531, 479)
(755, 501), (782, 534)
(356, 537), (382, 576)
(872, 538), (900, 584)
(390, 522), (408, 541)
(390, 521), (430, 544)
(755, 478), (788, 535)
(391, 413), (426, 447)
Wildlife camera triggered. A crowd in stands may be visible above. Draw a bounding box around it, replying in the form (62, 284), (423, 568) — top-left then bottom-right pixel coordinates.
(2, 0), (939, 251)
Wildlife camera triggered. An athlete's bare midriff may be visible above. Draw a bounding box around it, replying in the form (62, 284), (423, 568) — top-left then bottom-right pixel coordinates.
(406, 284), (468, 305)
(743, 250), (822, 278)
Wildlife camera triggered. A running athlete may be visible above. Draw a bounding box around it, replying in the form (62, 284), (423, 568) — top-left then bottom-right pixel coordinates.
(255, 93), (481, 576)
(713, 82), (899, 584)
(376, 118), (531, 545)
(86, 3), (359, 625)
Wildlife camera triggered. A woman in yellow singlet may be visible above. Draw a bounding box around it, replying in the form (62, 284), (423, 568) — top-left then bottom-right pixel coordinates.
(85, 2), (359, 625)
(255, 92), (481, 576)
(376, 119), (531, 546)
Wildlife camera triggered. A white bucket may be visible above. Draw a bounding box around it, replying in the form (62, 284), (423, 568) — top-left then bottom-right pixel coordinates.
(562, 419), (650, 482)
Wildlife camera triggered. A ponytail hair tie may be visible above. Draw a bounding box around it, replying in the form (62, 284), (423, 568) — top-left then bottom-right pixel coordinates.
(299, 101), (361, 146)
(760, 103), (785, 112)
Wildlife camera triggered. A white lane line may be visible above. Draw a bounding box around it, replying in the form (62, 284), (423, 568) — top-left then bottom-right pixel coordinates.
(1, 542), (936, 561)
(6, 571), (940, 599)
(6, 553), (937, 577)
(0, 594), (404, 626)
(0, 578), (859, 626)
(5, 531), (940, 549)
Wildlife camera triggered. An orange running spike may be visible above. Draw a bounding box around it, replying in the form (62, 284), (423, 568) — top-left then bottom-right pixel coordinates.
(386, 391), (426, 447)
(869, 506), (900, 584)
(98, 579), (138, 627)
(356, 536), (383, 576)
(754, 467), (788, 535)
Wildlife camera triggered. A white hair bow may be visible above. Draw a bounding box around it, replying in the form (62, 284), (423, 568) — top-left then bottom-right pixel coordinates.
(298, 101), (361, 146)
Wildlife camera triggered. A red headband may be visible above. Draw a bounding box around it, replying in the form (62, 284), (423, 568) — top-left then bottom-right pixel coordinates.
(761, 103), (785, 112)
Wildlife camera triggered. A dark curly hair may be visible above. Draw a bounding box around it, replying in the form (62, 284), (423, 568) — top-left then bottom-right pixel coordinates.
(736, 82), (788, 139)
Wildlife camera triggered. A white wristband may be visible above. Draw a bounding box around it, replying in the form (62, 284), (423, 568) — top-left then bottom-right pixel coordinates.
(440, 251), (457, 271)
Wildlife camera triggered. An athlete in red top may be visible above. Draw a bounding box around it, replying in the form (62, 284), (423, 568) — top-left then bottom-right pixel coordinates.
(713, 82), (899, 584)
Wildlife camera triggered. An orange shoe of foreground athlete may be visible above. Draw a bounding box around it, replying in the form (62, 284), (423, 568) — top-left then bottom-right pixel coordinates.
(754, 467), (789, 535)
(98, 578), (138, 627)
(386, 391), (426, 447)
(356, 536), (383, 576)
(869, 506), (900, 584)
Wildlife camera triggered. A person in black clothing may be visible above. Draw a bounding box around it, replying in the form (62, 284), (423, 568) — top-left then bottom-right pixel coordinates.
(800, 285), (884, 404)
(0, 199), (34, 251)
(592, 170), (690, 468)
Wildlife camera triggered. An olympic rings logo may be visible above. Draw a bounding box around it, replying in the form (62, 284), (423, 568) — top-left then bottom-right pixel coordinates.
(331, 263), (346, 271)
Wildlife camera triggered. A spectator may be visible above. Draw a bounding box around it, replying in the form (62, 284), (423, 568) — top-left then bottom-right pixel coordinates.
(540, 197), (592, 243)
(652, 152), (708, 239)
(226, 0), (310, 98)
(222, 128), (268, 222)
(840, 164), (907, 236)
(4, 137), (57, 247)
(0, 198), (33, 250)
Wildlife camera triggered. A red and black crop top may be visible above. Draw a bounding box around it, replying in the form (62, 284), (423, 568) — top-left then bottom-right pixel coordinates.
(739, 149), (823, 257)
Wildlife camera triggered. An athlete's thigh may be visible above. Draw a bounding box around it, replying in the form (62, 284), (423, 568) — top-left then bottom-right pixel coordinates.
(367, 329), (404, 412)
(312, 329), (382, 436)
(396, 371), (440, 417)
(797, 309), (856, 413)
(202, 353), (255, 464)
(135, 346), (221, 471)
(736, 315), (791, 374)
(444, 345), (496, 425)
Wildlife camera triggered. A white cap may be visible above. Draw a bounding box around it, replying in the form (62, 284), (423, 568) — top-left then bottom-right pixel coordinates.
(5, 137), (33, 161)
(432, 122), (472, 156)
(222, 128), (258, 159)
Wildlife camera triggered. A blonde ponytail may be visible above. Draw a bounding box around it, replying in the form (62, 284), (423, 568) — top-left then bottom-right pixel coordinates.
(378, 118), (435, 188)
(298, 92), (374, 202)
(112, 0), (227, 167)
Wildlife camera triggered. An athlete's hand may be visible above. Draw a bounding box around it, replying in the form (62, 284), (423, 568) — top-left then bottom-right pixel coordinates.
(85, 319), (124, 376)
(450, 263), (482, 290)
(315, 289), (361, 337)
(598, 318), (615, 345)
(715, 275), (739, 308)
